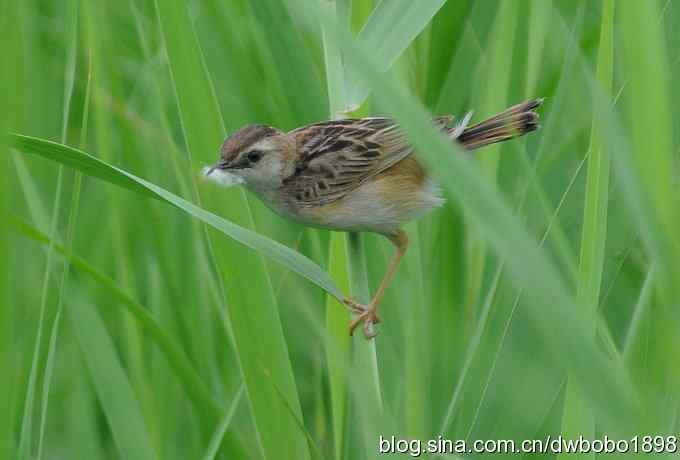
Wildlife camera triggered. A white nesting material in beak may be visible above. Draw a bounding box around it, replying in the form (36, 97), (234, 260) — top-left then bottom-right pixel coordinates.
(202, 166), (245, 187)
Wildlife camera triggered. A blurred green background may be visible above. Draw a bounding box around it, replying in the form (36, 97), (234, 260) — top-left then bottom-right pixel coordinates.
(3, 0), (680, 459)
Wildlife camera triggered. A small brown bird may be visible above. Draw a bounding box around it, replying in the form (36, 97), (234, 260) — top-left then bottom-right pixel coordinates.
(205, 99), (543, 338)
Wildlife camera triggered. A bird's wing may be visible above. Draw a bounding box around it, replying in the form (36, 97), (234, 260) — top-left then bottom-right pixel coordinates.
(284, 116), (452, 207)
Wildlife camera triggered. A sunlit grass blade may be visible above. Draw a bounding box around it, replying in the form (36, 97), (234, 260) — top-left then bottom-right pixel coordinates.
(559, 1), (614, 456)
(69, 297), (157, 460)
(10, 134), (342, 300)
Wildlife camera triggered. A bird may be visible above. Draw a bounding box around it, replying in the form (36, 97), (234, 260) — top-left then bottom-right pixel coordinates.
(205, 98), (543, 338)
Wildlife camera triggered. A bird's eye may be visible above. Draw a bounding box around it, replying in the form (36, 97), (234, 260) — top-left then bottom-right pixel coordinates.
(246, 150), (263, 163)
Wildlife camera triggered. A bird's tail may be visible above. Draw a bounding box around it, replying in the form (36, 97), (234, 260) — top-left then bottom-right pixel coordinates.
(452, 98), (543, 150)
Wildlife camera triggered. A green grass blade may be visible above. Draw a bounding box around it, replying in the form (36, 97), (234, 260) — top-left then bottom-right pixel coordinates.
(17, 147), (64, 460)
(463, 0), (516, 328)
(559, 1), (614, 456)
(13, 156), (51, 233)
(10, 134), (342, 300)
(324, 232), (351, 460)
(619, 1), (680, 300)
(250, 0), (326, 124)
(0, 3), (19, 456)
(400, 223), (428, 439)
(37, 2), (82, 455)
(264, 370), (325, 460)
(424, 0), (473, 107)
(11, 0), (680, 456)
(346, 233), (386, 457)
(12, 217), (223, 421)
(322, 0), (349, 119)
(326, 6), (393, 455)
(622, 266), (655, 361)
(526, 1), (550, 95)
(69, 297), (157, 460)
(154, 1), (312, 457)
(291, 0), (636, 425)
(346, 0), (447, 109)
(321, 4), (353, 459)
(617, 1), (680, 433)
(0, 169), (12, 459)
(0, 174), (12, 456)
(577, 0), (614, 331)
(201, 384), (244, 460)
(439, 263), (503, 434)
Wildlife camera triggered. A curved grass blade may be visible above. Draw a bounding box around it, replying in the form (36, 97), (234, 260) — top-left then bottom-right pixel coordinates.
(290, 0), (636, 426)
(12, 217), (223, 422)
(10, 133), (343, 301)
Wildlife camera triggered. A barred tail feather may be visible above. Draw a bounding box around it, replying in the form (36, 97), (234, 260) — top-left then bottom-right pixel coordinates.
(454, 98), (543, 150)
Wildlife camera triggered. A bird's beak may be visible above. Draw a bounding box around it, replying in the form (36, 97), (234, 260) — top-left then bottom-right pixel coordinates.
(202, 160), (245, 187)
(204, 160), (228, 176)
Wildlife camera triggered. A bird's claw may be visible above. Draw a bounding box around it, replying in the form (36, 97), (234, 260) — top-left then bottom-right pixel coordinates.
(343, 298), (380, 339)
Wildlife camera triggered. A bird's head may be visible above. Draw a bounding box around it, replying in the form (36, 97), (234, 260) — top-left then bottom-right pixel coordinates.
(204, 124), (294, 190)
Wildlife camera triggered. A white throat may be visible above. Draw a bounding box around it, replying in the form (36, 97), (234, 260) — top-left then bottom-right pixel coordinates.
(202, 167), (244, 188)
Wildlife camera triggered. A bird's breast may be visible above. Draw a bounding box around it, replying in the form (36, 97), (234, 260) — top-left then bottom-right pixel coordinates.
(283, 158), (445, 235)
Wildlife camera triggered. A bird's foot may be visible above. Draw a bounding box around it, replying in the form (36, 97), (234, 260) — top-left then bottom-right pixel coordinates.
(343, 298), (380, 339)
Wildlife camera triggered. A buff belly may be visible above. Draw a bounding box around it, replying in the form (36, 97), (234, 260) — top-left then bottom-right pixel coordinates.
(293, 157), (445, 235)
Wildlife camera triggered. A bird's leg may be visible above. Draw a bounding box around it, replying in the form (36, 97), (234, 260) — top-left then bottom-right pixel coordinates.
(343, 230), (409, 339)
